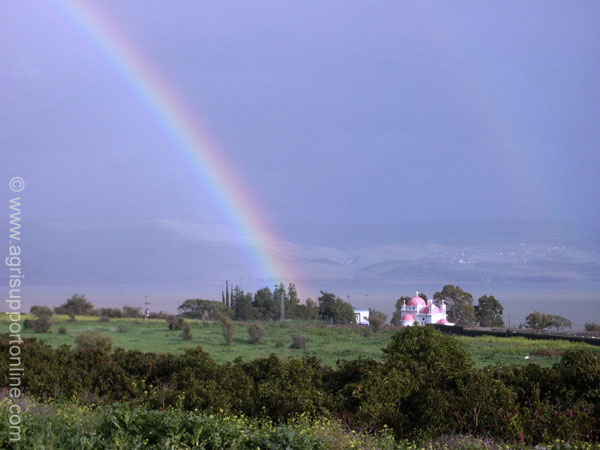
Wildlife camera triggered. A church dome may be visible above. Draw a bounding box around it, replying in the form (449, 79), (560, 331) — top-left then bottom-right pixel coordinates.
(421, 305), (441, 314)
(437, 318), (449, 324)
(407, 296), (426, 306)
(402, 313), (416, 322)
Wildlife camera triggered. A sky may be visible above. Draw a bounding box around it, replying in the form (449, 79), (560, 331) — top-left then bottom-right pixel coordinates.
(1, 1), (599, 318)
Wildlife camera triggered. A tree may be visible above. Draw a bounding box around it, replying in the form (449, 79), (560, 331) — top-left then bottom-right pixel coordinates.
(54, 294), (94, 316)
(122, 305), (143, 318)
(525, 311), (572, 332)
(178, 299), (228, 320)
(475, 295), (504, 328)
(30, 305), (53, 318)
(253, 287), (278, 320)
(585, 322), (600, 332)
(369, 309), (387, 332)
(291, 298), (320, 321)
(225, 280), (230, 308)
(318, 291), (356, 324)
(433, 285), (476, 326)
(233, 288), (259, 321)
(390, 296), (411, 326)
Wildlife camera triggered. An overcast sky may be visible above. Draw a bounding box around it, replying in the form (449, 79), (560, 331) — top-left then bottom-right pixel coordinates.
(2, 0), (599, 229)
(1, 0), (600, 319)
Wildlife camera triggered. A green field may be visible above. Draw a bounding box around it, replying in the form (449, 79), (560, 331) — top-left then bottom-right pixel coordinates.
(3, 315), (599, 367)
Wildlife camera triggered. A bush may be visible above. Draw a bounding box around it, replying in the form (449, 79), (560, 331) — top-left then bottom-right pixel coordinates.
(181, 322), (192, 340)
(290, 334), (307, 349)
(32, 316), (52, 333)
(118, 326), (129, 333)
(361, 327), (374, 337)
(220, 315), (236, 346)
(166, 315), (185, 330)
(23, 318), (33, 329)
(99, 316), (110, 323)
(275, 340), (285, 348)
(368, 309), (387, 333)
(58, 327), (68, 335)
(248, 323), (266, 344)
(75, 331), (112, 351)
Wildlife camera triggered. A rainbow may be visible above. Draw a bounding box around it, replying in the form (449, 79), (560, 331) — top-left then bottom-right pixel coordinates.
(55, 0), (300, 293)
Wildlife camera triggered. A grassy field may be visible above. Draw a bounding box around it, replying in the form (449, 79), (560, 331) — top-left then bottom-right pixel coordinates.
(3, 315), (599, 367)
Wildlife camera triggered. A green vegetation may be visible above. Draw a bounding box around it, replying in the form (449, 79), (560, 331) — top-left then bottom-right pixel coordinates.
(434, 284), (476, 326)
(585, 322), (600, 332)
(2, 327), (600, 446)
(3, 401), (599, 449)
(1, 315), (598, 367)
(475, 295), (504, 328)
(524, 311), (572, 332)
(0, 402), (397, 449)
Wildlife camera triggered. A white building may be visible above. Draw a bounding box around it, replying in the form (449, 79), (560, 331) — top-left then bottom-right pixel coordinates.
(399, 293), (453, 327)
(354, 309), (370, 325)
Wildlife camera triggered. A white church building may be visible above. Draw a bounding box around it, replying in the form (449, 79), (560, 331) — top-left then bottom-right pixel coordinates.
(399, 293), (454, 327)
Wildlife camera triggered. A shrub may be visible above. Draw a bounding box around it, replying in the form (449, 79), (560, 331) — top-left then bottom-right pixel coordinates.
(181, 322), (192, 340)
(275, 340), (285, 348)
(248, 323), (266, 344)
(220, 315), (236, 346)
(118, 326), (129, 333)
(68, 314), (77, 322)
(58, 327), (68, 335)
(361, 327), (374, 337)
(290, 334), (307, 349)
(75, 331), (112, 351)
(368, 309), (387, 333)
(32, 316), (52, 333)
(23, 319), (33, 329)
(99, 316), (110, 323)
(166, 315), (185, 330)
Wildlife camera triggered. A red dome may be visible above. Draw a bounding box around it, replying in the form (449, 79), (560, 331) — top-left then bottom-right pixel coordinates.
(421, 305), (440, 314)
(407, 296), (426, 306)
(437, 318), (449, 324)
(402, 313), (416, 322)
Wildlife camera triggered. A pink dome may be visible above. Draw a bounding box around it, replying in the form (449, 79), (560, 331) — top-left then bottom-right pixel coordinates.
(421, 304), (441, 314)
(407, 296), (426, 306)
(437, 318), (449, 324)
(402, 313), (416, 322)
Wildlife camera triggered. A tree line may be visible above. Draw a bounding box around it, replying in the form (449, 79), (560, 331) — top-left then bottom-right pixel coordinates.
(180, 283), (358, 324)
(31, 285), (576, 333)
